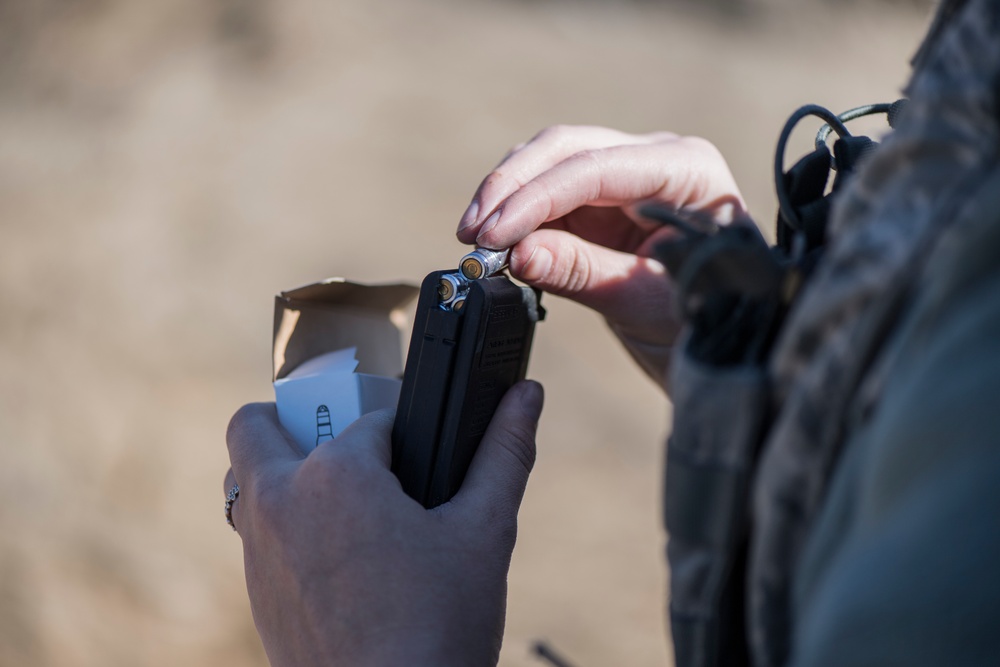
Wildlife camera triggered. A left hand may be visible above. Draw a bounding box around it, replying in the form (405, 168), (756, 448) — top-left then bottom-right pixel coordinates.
(223, 380), (544, 667)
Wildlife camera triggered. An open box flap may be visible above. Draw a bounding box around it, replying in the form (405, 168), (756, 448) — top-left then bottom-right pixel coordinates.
(273, 278), (418, 381)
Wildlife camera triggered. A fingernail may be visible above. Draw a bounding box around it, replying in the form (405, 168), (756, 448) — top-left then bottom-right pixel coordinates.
(520, 246), (552, 283)
(458, 200), (479, 234)
(477, 209), (502, 242)
(520, 380), (544, 421)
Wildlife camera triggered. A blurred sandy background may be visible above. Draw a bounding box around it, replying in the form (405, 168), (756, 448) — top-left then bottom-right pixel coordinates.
(0, 1), (931, 665)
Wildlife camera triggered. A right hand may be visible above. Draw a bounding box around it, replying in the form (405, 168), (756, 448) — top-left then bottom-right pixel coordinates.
(456, 125), (749, 393)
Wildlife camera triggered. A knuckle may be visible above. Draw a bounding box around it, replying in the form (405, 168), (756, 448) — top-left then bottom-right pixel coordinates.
(226, 403), (269, 445)
(504, 141), (527, 158)
(569, 147), (603, 170)
(364, 407), (396, 433)
(536, 123), (575, 146)
(558, 243), (592, 295)
(226, 405), (251, 443)
(305, 444), (363, 491)
(678, 135), (729, 201)
(536, 123), (563, 139)
(481, 169), (510, 194)
(648, 129), (680, 143)
(573, 147), (601, 161)
(567, 149), (604, 197)
(680, 135), (722, 159)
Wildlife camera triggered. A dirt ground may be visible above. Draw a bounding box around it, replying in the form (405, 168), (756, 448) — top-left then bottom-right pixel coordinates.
(0, 1), (932, 665)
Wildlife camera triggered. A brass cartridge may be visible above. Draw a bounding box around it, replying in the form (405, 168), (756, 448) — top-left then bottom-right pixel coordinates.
(460, 247), (510, 280)
(438, 273), (469, 305)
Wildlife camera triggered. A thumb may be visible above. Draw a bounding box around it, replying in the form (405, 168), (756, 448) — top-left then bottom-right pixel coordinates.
(509, 228), (671, 325)
(453, 380), (544, 517)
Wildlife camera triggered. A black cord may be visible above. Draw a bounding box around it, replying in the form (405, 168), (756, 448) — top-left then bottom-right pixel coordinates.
(774, 104), (850, 232)
(637, 203), (717, 237)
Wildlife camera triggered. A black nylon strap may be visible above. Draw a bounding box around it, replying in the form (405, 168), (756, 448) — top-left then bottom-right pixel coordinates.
(665, 444), (748, 549)
(778, 146), (831, 252)
(671, 614), (715, 667)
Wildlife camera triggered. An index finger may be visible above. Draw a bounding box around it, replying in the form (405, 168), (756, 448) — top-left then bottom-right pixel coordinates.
(226, 402), (302, 487)
(457, 126), (676, 243)
(476, 138), (744, 250)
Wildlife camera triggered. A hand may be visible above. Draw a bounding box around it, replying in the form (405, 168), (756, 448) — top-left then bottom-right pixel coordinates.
(224, 381), (544, 667)
(457, 125), (749, 392)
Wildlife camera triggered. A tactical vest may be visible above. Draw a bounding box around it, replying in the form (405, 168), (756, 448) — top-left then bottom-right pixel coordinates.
(650, 98), (907, 667)
(655, 1), (1000, 664)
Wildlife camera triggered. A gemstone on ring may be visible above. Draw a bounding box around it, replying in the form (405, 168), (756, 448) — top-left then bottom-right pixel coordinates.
(225, 483), (240, 531)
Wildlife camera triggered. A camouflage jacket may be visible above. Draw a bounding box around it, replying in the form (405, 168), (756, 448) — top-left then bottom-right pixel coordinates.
(664, 1), (1000, 665)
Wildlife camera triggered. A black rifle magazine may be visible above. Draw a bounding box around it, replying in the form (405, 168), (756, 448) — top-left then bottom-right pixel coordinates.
(391, 270), (544, 508)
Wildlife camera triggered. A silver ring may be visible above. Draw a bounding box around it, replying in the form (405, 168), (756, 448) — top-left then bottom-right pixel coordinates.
(225, 483), (240, 531)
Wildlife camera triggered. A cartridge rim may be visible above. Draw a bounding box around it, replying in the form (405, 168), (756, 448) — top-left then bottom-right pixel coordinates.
(438, 277), (456, 302)
(460, 247), (509, 280)
(439, 272), (471, 307)
(460, 256), (484, 280)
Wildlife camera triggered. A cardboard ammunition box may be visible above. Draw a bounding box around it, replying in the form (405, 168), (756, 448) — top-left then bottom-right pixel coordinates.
(272, 278), (418, 453)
